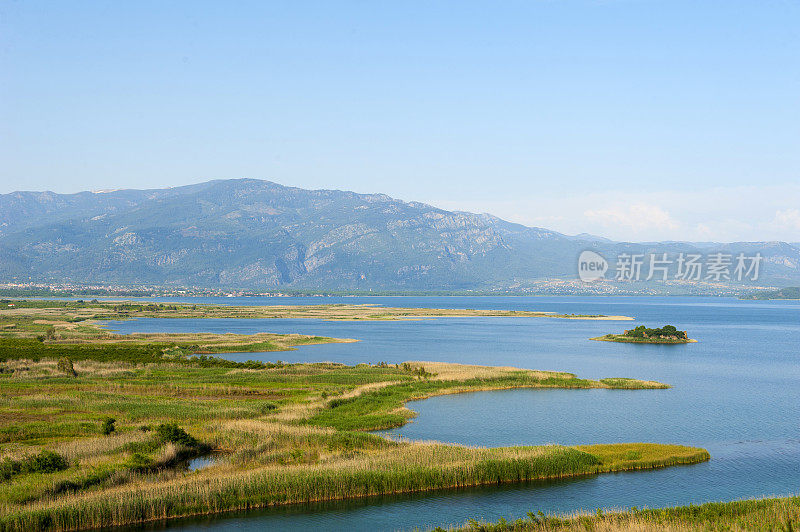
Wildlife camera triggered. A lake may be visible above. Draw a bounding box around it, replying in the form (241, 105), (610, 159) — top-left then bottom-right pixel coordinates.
(106, 296), (800, 531)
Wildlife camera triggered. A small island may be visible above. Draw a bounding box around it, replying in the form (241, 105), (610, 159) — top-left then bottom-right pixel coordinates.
(591, 324), (696, 344)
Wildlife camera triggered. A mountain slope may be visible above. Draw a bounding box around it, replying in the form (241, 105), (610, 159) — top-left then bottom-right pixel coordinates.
(1, 179), (798, 290)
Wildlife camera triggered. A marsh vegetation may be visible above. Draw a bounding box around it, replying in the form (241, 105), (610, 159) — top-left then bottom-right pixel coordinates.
(452, 496), (800, 531)
(0, 301), (707, 530)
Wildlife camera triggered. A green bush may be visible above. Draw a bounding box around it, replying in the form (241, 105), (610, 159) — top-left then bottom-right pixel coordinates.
(53, 470), (110, 494)
(125, 452), (155, 472)
(101, 417), (116, 435)
(0, 457), (17, 480)
(327, 397), (353, 409)
(1, 450), (69, 480)
(259, 402), (278, 413)
(57, 357), (77, 377)
(155, 423), (198, 447)
(21, 450), (68, 474)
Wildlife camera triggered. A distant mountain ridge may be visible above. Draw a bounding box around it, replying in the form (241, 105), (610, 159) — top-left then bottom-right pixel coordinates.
(1, 179), (798, 291)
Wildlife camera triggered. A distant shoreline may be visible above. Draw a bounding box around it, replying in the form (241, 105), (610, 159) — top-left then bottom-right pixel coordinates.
(0, 287), (778, 299)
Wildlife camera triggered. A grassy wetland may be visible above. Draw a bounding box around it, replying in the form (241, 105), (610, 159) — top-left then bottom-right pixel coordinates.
(0, 300), (707, 531)
(0, 298), (632, 321)
(451, 496), (800, 531)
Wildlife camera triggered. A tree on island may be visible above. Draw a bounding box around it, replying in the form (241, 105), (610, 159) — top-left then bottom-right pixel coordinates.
(624, 325), (687, 340)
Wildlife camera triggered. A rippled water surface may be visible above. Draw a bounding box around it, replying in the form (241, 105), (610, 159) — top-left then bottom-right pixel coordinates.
(107, 296), (800, 531)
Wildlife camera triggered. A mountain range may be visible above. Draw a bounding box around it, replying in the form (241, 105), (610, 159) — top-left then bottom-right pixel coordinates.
(1, 179), (798, 292)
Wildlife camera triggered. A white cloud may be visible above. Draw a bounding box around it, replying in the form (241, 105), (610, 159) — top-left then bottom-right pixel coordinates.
(584, 203), (680, 235)
(429, 184), (800, 242)
(694, 223), (713, 239)
(772, 209), (800, 231)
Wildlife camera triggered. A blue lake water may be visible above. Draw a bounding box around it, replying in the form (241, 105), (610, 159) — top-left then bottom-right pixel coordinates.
(106, 296), (800, 531)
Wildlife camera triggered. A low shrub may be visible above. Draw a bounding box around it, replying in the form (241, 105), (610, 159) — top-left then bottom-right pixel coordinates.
(1, 450), (69, 480)
(56, 357), (77, 377)
(327, 397), (353, 409)
(100, 417), (116, 435)
(259, 402), (278, 413)
(121, 438), (161, 455)
(52, 470), (111, 494)
(21, 450), (68, 474)
(125, 452), (155, 472)
(155, 423), (198, 447)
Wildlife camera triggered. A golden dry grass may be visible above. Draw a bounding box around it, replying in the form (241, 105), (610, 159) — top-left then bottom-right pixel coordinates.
(54, 431), (150, 463)
(410, 361), (574, 381)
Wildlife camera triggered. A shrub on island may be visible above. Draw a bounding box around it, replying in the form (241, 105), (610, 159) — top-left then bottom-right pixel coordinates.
(624, 325), (687, 340)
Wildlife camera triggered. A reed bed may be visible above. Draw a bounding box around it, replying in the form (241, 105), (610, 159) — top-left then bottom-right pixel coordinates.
(452, 495), (800, 531)
(54, 431), (150, 463)
(0, 443), (708, 531)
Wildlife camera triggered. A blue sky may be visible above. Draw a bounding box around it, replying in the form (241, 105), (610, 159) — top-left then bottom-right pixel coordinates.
(2, 1), (799, 241)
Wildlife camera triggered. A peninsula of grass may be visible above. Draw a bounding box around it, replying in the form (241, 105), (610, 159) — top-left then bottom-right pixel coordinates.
(591, 324), (696, 344)
(0, 300), (357, 366)
(0, 302), (706, 531)
(0, 299), (628, 367)
(452, 495), (800, 531)
(306, 361), (669, 431)
(1, 298), (633, 322)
